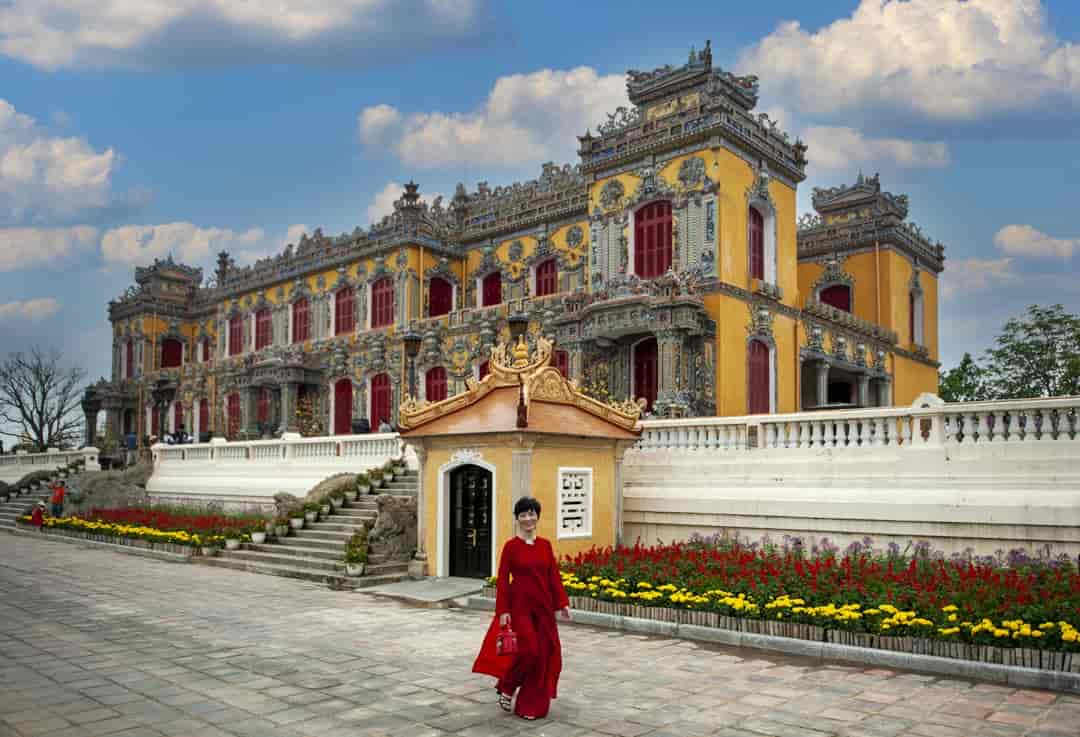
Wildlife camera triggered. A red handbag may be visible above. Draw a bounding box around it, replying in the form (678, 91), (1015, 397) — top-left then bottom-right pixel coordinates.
(495, 623), (518, 656)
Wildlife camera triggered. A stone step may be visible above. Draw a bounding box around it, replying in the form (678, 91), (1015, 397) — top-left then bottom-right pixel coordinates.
(289, 528), (355, 543)
(331, 508), (376, 518)
(220, 548), (342, 572)
(194, 557), (406, 589)
(303, 521), (372, 533)
(248, 542), (341, 561)
(275, 536), (343, 552)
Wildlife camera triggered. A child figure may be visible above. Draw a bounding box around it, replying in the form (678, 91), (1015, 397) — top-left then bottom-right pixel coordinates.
(31, 501), (45, 529)
(50, 480), (65, 518)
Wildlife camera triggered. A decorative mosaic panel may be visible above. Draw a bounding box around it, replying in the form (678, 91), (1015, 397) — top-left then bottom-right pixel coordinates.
(557, 467), (592, 539)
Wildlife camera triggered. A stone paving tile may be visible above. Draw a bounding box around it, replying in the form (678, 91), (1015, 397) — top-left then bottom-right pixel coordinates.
(1, 535), (1076, 737)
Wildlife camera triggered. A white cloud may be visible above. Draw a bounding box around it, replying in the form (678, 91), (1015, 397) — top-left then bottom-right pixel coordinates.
(994, 224), (1078, 260)
(0, 226), (98, 271)
(0, 297), (60, 321)
(0, 0), (492, 71)
(0, 99), (117, 225)
(364, 182), (445, 224)
(942, 257), (1018, 298)
(359, 66), (627, 168)
(740, 0), (1080, 125)
(802, 126), (950, 170)
(100, 221), (309, 269)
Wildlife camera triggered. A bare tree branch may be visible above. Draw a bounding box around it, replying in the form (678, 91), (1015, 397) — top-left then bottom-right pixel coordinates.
(0, 347), (86, 450)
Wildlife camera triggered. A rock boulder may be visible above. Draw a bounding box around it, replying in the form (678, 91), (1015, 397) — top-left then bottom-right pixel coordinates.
(368, 494), (417, 561)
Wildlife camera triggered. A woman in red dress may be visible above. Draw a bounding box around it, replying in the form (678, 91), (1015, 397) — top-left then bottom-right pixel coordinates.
(472, 496), (571, 720)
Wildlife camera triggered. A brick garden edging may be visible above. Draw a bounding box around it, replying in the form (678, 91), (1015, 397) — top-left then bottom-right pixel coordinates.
(9, 522), (195, 561)
(474, 588), (1080, 693)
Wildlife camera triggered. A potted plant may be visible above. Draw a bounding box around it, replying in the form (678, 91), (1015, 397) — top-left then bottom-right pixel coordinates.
(224, 531), (242, 551)
(391, 456), (407, 476)
(250, 525), (267, 545)
(319, 497), (332, 517)
(201, 534), (222, 557)
(329, 491), (345, 510)
(343, 529), (368, 577)
(368, 468), (384, 489)
(288, 506), (305, 530)
(344, 485), (358, 503)
(303, 501), (320, 523)
(356, 472), (371, 495)
(273, 516), (290, 538)
(382, 461), (395, 483)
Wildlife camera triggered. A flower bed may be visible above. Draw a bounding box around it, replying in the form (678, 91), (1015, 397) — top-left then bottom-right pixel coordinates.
(485, 535), (1080, 673)
(19, 516), (197, 556)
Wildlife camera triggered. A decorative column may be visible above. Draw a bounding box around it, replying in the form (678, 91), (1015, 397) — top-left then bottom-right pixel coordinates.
(654, 329), (685, 417)
(280, 383), (299, 433)
(815, 361), (830, 409)
(879, 378), (893, 408)
(240, 386), (258, 437)
(81, 397), (101, 448)
(408, 444), (429, 579)
(857, 375), (871, 408)
(613, 440), (636, 546)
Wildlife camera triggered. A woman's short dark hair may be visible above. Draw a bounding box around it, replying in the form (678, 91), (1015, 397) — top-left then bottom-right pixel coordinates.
(513, 496), (541, 518)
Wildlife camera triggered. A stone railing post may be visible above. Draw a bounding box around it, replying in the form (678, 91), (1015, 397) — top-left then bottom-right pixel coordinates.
(81, 447), (101, 471)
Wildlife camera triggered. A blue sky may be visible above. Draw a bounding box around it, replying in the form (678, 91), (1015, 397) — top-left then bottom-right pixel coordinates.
(1, 0), (1079, 393)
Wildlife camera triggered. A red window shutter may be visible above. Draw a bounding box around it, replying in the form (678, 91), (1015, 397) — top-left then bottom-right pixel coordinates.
(479, 360), (490, 380)
(198, 399), (209, 435)
(333, 380), (352, 434)
(257, 388), (270, 425)
(173, 402), (184, 433)
(482, 271), (502, 307)
(229, 315), (243, 356)
(161, 339), (182, 368)
(748, 340), (770, 414)
(820, 285), (851, 312)
(335, 287), (355, 335)
(370, 374), (391, 430)
(425, 366), (448, 403)
(292, 298), (309, 343)
(749, 207), (765, 281)
(372, 278), (394, 328)
(634, 202), (672, 278)
(429, 278), (453, 317)
(553, 350), (569, 377)
(125, 340), (134, 377)
(535, 259), (558, 297)
(633, 338), (658, 411)
(255, 309), (272, 350)
(227, 393), (241, 437)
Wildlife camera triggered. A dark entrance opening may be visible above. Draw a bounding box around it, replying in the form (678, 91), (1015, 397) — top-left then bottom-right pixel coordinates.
(449, 464), (492, 579)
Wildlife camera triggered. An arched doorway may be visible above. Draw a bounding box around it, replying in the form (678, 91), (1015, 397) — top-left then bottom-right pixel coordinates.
(333, 379), (352, 435)
(448, 464), (492, 578)
(633, 337), (658, 412)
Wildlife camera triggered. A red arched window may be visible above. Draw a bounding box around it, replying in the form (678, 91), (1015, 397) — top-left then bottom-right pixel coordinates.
(256, 388), (270, 427)
(479, 360), (490, 381)
(370, 374), (391, 430)
(125, 339), (135, 377)
(335, 287), (356, 335)
(198, 398), (209, 436)
(425, 366), (448, 403)
(482, 271), (502, 307)
(749, 207), (765, 281)
(428, 277), (453, 317)
(292, 298), (310, 343)
(228, 315), (243, 356)
(634, 202), (673, 278)
(535, 259), (558, 297)
(255, 309), (272, 350)
(334, 379), (352, 435)
(161, 338), (182, 368)
(173, 401), (184, 433)
(748, 339), (771, 415)
(633, 338), (658, 412)
(820, 285), (851, 312)
(371, 278), (394, 328)
(553, 350), (569, 377)
(227, 393), (241, 438)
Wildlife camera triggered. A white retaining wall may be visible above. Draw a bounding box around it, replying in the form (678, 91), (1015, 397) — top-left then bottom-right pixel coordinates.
(623, 395), (1080, 556)
(0, 448), (100, 485)
(147, 432), (412, 507)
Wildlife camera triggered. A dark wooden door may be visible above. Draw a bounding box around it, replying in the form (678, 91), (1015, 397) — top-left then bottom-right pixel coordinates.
(633, 337), (658, 412)
(334, 379), (352, 435)
(370, 373), (390, 430)
(449, 465), (492, 579)
(748, 339), (770, 414)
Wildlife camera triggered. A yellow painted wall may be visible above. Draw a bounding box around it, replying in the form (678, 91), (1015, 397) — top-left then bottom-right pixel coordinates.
(892, 355), (938, 406)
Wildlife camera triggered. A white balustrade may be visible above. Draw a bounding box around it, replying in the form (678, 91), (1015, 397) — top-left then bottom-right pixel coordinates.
(0, 447), (99, 483)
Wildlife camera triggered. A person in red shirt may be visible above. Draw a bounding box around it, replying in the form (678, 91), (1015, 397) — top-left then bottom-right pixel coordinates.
(50, 480), (65, 518)
(31, 501), (45, 529)
(472, 496), (571, 721)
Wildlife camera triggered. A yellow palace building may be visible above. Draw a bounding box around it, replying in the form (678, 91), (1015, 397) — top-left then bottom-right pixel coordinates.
(82, 42), (944, 448)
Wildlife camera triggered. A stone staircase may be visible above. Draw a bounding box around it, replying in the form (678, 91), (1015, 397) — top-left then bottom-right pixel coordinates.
(0, 481), (56, 531)
(196, 470), (418, 589)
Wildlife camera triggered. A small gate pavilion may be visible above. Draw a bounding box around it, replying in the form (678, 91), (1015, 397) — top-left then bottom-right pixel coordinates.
(399, 334), (642, 579)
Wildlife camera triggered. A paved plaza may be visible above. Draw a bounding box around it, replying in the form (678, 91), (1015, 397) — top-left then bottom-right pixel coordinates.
(0, 535), (1077, 737)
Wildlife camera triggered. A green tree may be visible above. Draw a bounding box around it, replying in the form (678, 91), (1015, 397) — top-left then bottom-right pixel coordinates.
(981, 304), (1080, 399)
(938, 352), (987, 402)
